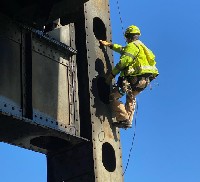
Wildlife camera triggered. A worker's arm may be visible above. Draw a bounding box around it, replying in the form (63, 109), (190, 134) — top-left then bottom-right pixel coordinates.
(112, 44), (138, 76)
(99, 40), (123, 54)
(99, 41), (136, 84)
(105, 50), (133, 84)
(111, 54), (132, 76)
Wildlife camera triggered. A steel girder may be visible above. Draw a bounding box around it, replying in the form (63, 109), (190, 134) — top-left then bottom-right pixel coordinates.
(82, 1), (123, 181)
(0, 15), (85, 155)
(0, 0), (124, 181)
(47, 1), (123, 181)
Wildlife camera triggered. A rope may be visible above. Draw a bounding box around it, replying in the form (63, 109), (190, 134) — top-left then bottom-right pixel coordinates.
(122, 100), (138, 176)
(116, 0), (125, 36)
(115, 0), (137, 176)
(115, 0), (138, 176)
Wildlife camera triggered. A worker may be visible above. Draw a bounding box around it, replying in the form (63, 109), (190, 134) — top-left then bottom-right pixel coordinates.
(99, 25), (159, 129)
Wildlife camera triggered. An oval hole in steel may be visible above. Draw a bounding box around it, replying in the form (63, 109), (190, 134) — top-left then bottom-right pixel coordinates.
(102, 142), (116, 172)
(93, 17), (107, 40)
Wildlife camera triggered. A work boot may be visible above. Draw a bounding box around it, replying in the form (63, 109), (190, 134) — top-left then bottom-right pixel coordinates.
(113, 119), (132, 129)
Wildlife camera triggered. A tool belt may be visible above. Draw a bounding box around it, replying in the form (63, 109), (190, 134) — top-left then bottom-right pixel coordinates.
(117, 73), (155, 92)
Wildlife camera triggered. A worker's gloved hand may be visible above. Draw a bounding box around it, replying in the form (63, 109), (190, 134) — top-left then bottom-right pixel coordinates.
(105, 73), (114, 85)
(99, 40), (112, 47)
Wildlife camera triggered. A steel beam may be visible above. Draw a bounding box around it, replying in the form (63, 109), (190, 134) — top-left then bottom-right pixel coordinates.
(46, 1), (123, 181)
(82, 1), (123, 181)
(0, 16), (84, 154)
(0, 0), (124, 181)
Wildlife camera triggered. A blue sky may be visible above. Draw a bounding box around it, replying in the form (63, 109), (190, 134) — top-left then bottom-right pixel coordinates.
(1, 0), (200, 181)
(111, 0), (200, 181)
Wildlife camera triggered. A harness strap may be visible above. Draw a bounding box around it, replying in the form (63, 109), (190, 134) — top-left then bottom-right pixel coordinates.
(123, 52), (136, 60)
(122, 42), (140, 61)
(121, 43), (140, 76)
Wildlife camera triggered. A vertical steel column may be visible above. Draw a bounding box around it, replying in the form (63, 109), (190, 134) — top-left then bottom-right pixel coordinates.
(46, 23), (94, 182)
(47, 143), (94, 182)
(75, 0), (124, 181)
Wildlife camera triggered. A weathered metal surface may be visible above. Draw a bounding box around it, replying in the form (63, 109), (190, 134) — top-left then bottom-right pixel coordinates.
(46, 22), (90, 182)
(68, 23), (80, 130)
(32, 50), (70, 127)
(21, 23), (77, 56)
(0, 111), (88, 154)
(32, 37), (69, 66)
(83, 0), (124, 181)
(0, 30), (22, 117)
(0, 19), (83, 154)
(47, 143), (94, 182)
(31, 23), (80, 135)
(0, 97), (22, 116)
(0, 1), (124, 181)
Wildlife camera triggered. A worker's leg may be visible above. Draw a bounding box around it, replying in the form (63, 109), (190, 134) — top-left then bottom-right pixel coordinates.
(125, 92), (137, 123)
(109, 87), (129, 122)
(125, 76), (150, 123)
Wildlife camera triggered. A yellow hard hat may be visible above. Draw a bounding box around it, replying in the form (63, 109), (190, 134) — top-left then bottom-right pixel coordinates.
(125, 25), (141, 37)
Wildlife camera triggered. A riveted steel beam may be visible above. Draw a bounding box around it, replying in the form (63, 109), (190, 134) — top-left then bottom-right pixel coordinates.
(0, 18), (85, 154)
(0, 111), (88, 154)
(0, 1), (124, 181)
(80, 0), (124, 181)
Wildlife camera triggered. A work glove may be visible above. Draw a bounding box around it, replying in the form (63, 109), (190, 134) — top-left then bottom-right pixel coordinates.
(99, 40), (112, 47)
(105, 72), (115, 85)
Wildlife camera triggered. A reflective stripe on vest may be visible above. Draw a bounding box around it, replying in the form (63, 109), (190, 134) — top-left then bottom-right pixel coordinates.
(137, 65), (158, 72)
(127, 65), (158, 75)
(123, 52), (136, 60)
(122, 43), (140, 60)
(141, 65), (158, 71)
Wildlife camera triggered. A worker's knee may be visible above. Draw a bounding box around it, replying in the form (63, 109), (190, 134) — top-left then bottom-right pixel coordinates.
(136, 77), (150, 90)
(109, 90), (122, 102)
(109, 93), (118, 102)
(109, 86), (125, 102)
(137, 79), (148, 88)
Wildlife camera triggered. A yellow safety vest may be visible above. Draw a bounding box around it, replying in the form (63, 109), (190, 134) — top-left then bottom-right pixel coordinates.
(111, 40), (159, 77)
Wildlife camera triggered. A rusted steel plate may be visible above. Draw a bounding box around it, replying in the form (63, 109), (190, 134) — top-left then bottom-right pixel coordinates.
(84, 0), (124, 181)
